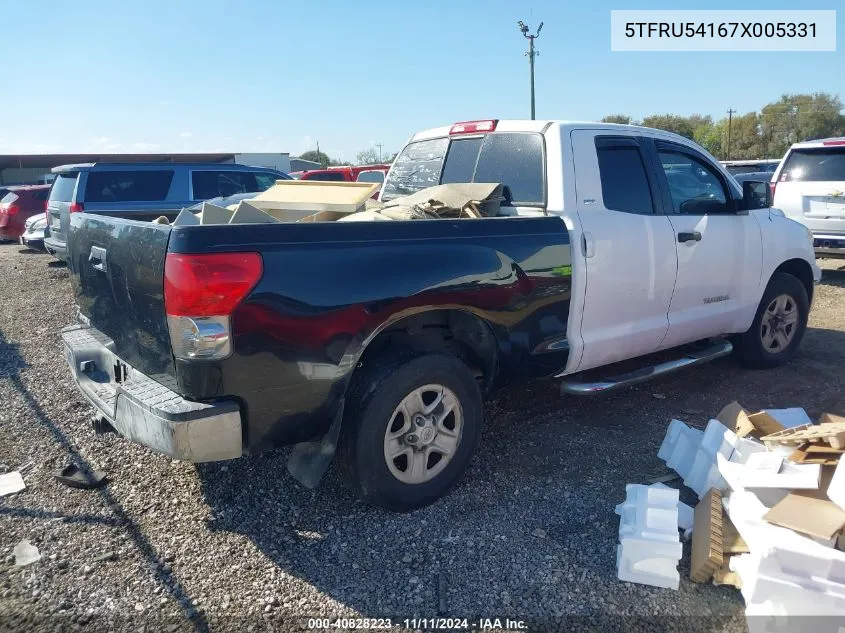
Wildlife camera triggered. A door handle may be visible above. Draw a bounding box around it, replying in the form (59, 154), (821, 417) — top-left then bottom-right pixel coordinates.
(582, 231), (596, 258)
(677, 231), (702, 243)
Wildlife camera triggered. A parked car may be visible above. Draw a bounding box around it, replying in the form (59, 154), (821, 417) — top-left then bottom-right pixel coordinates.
(0, 185), (50, 241)
(771, 137), (845, 259)
(297, 165), (390, 198)
(44, 163), (291, 260)
(20, 214), (48, 251)
(721, 159), (781, 175)
(61, 119), (818, 512)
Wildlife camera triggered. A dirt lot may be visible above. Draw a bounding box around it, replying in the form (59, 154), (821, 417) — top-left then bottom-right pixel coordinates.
(1, 242), (843, 632)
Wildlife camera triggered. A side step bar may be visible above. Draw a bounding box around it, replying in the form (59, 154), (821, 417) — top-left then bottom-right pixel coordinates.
(560, 340), (733, 395)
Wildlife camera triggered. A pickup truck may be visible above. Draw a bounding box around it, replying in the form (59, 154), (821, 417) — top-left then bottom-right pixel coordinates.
(61, 119), (820, 512)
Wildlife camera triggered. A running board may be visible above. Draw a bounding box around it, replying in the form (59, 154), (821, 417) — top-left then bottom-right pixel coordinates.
(560, 340), (733, 395)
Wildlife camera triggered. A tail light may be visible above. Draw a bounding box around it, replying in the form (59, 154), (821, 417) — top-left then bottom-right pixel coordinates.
(164, 252), (263, 360)
(770, 182), (777, 199)
(69, 202), (84, 213)
(4, 204), (20, 215)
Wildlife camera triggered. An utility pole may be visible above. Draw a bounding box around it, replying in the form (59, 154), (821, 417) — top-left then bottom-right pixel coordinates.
(518, 20), (543, 120)
(375, 143), (383, 163)
(726, 108), (736, 160)
(316, 140), (325, 168)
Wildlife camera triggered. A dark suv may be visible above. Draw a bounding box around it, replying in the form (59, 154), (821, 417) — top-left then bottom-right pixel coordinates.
(44, 162), (290, 260)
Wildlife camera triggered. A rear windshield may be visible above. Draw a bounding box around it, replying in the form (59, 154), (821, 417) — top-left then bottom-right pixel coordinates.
(85, 170), (174, 202)
(49, 173), (79, 202)
(32, 189), (49, 201)
(303, 172), (346, 182)
(382, 132), (545, 205)
(780, 147), (845, 182)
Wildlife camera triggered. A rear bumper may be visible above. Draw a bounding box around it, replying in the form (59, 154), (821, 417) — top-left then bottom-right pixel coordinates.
(812, 236), (845, 259)
(61, 324), (243, 462)
(44, 235), (67, 260)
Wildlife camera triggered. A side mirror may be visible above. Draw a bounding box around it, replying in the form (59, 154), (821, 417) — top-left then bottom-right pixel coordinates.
(741, 180), (773, 210)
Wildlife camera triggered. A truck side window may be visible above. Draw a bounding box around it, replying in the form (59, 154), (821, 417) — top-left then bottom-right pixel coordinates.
(657, 148), (730, 214)
(595, 137), (655, 215)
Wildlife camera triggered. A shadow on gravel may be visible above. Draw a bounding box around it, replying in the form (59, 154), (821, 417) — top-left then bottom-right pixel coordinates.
(16, 247), (46, 256)
(819, 266), (845, 288)
(46, 260), (67, 268)
(0, 328), (210, 632)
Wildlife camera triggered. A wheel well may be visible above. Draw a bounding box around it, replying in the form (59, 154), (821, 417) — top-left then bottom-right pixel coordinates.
(773, 259), (814, 304)
(355, 310), (498, 394)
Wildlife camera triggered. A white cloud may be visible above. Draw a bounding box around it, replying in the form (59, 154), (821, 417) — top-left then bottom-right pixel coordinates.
(131, 142), (161, 151)
(179, 132), (192, 139)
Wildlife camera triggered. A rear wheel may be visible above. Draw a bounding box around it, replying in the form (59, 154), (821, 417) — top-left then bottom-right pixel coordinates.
(339, 352), (483, 512)
(734, 273), (809, 369)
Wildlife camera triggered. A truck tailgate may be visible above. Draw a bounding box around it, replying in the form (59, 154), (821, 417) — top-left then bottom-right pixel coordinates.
(67, 213), (176, 383)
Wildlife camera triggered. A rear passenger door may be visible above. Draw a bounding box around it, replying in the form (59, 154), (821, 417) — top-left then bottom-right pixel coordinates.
(648, 140), (762, 348)
(570, 130), (678, 372)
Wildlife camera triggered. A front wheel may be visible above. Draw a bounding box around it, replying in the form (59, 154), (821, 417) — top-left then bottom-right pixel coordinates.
(339, 352), (483, 512)
(734, 273), (809, 369)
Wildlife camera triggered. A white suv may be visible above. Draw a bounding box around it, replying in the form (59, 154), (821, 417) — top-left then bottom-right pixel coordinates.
(772, 137), (845, 259)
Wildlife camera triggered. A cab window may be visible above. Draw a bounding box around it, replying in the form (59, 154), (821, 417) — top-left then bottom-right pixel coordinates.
(657, 146), (731, 214)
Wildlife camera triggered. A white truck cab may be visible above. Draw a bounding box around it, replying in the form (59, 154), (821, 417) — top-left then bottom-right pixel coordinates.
(383, 120), (821, 388)
(772, 137), (845, 259)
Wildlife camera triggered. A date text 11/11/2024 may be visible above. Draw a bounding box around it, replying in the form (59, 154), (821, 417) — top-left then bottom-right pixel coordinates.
(306, 617), (528, 630)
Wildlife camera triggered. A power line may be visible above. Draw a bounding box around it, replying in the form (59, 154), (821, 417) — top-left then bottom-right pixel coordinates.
(726, 109), (736, 161)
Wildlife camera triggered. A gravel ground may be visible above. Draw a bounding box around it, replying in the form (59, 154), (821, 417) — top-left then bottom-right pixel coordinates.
(1, 242), (844, 633)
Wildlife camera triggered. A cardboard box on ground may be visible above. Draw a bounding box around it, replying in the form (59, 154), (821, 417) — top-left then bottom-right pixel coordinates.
(617, 400), (845, 624)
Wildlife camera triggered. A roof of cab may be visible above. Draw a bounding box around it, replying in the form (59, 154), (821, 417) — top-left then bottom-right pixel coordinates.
(788, 136), (845, 150)
(409, 119), (696, 142)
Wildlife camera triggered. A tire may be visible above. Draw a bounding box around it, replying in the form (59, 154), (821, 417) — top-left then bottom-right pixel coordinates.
(339, 352), (483, 512)
(734, 272), (809, 369)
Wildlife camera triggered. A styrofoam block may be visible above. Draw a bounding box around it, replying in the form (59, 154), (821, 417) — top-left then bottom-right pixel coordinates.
(657, 419), (688, 462)
(659, 420), (704, 479)
(616, 538), (682, 590)
(733, 553), (845, 618)
(684, 420), (736, 497)
(648, 483), (694, 532)
(677, 500), (694, 531)
(828, 456), (845, 512)
(764, 408), (812, 429)
(729, 436), (768, 465)
(740, 461), (820, 490)
(616, 484), (680, 542)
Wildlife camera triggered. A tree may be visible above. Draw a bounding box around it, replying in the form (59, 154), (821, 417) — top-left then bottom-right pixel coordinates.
(601, 114), (631, 125)
(640, 114), (696, 140)
(761, 93), (845, 158)
(298, 150), (332, 168)
(356, 148), (381, 165)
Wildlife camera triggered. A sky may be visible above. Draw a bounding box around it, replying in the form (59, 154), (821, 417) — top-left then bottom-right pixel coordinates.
(1, 0), (842, 162)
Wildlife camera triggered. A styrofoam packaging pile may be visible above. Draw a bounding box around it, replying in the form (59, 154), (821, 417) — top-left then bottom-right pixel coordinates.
(719, 453), (845, 620)
(615, 484), (682, 590)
